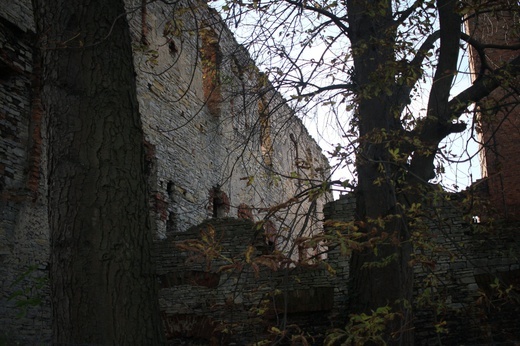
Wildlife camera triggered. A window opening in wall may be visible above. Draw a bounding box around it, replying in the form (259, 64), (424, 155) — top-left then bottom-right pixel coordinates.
(168, 40), (178, 56)
(0, 61), (18, 80)
(263, 220), (277, 253)
(167, 180), (174, 198)
(163, 20), (180, 57)
(298, 243), (307, 263)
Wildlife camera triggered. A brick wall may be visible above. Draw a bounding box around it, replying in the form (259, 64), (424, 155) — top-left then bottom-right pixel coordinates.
(467, 5), (520, 220)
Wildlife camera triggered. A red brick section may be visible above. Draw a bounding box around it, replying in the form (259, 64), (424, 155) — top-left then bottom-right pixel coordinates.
(467, 9), (520, 220)
(153, 192), (168, 221)
(237, 202), (254, 220)
(200, 27), (222, 117)
(208, 186), (230, 217)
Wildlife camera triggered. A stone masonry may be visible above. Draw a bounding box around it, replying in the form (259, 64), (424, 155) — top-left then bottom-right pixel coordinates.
(1, 1), (519, 345)
(154, 194), (519, 344)
(124, 0), (331, 242)
(0, 0), (330, 343)
(0, 4), (52, 343)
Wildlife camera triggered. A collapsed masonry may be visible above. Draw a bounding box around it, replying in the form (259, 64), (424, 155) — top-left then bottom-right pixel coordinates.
(155, 195), (519, 345)
(0, 0), (519, 345)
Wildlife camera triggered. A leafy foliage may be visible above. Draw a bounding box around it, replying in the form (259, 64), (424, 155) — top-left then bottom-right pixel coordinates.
(325, 306), (400, 345)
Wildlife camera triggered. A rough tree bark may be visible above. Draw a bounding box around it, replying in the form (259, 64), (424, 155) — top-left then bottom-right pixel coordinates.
(346, 0), (415, 344)
(32, 0), (163, 344)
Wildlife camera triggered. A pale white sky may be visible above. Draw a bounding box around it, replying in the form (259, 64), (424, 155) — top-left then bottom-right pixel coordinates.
(214, 1), (483, 197)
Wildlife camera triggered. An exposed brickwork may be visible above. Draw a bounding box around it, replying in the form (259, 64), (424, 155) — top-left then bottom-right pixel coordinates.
(237, 202), (254, 220)
(200, 26), (222, 117)
(323, 195), (519, 344)
(467, 6), (520, 220)
(126, 0), (331, 237)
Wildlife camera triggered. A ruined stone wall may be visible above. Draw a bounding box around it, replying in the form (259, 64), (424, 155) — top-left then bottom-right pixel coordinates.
(153, 194), (519, 344)
(2, 1), (518, 344)
(0, 6), (51, 344)
(154, 218), (347, 344)
(124, 0), (331, 245)
(325, 194), (520, 344)
(412, 198), (520, 344)
(0, 0), (330, 343)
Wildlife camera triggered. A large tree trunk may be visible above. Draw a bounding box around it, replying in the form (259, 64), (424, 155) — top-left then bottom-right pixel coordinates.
(346, 0), (463, 344)
(33, 1), (163, 344)
(346, 0), (414, 344)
